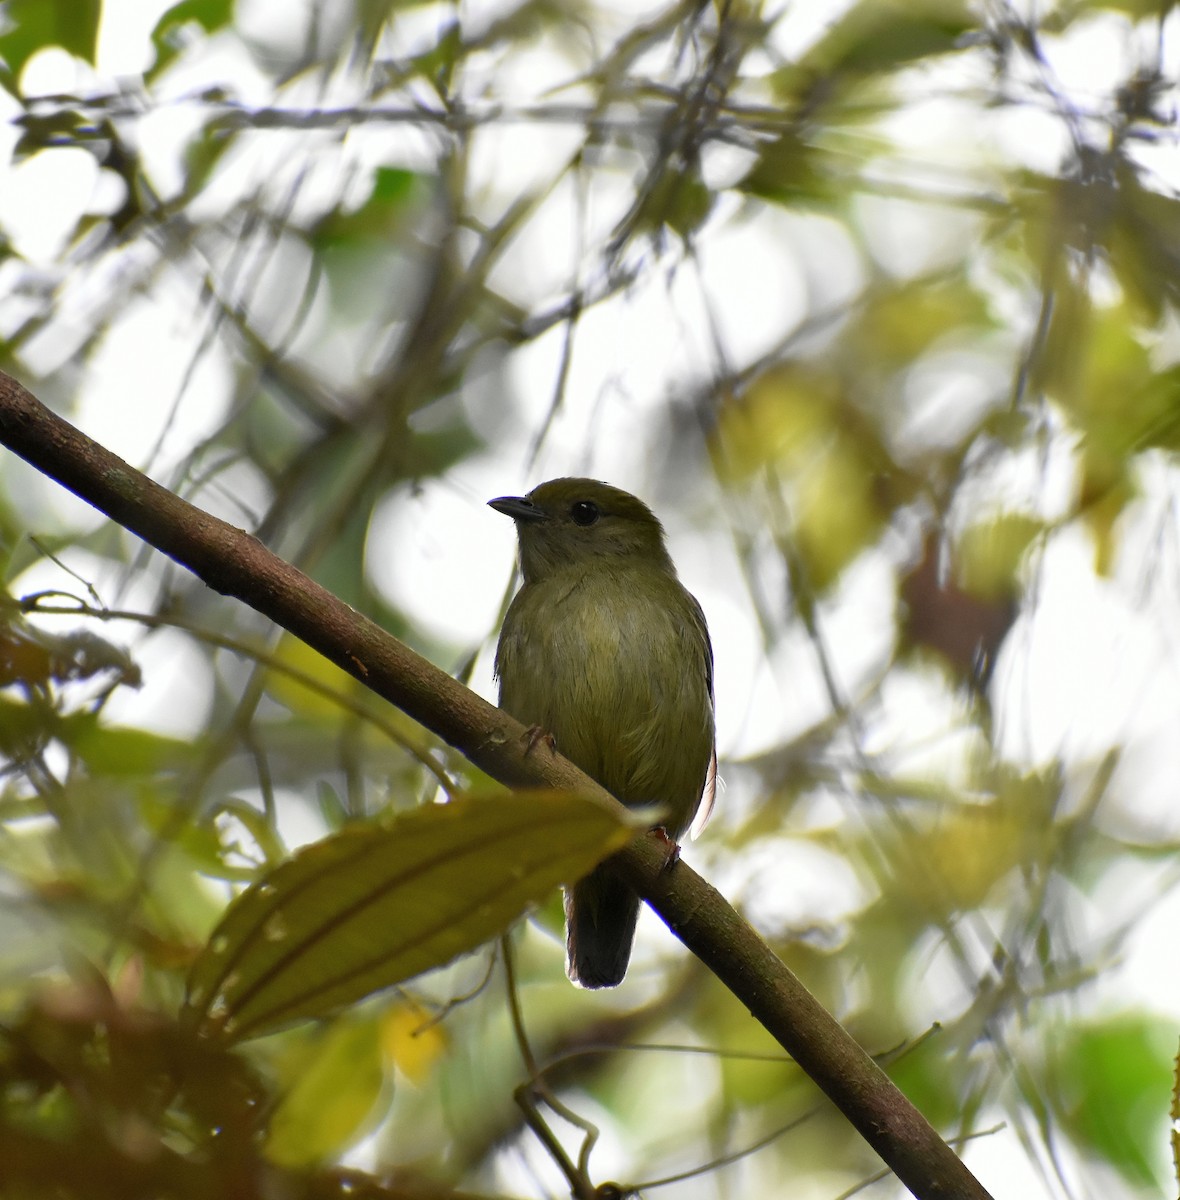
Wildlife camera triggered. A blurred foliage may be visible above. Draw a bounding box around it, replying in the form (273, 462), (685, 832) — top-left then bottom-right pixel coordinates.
(1, 0), (1180, 1197)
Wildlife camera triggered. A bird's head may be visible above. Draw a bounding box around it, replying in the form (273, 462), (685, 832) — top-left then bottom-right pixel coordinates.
(489, 478), (674, 582)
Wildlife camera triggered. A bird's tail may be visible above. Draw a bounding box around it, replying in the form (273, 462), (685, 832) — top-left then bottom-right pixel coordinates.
(565, 866), (641, 989)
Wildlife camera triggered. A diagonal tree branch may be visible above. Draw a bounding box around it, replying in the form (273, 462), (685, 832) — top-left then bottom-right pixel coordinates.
(0, 370), (993, 1200)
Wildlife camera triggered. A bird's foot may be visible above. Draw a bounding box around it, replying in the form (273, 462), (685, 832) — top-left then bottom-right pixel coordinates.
(522, 725), (557, 756)
(652, 826), (681, 871)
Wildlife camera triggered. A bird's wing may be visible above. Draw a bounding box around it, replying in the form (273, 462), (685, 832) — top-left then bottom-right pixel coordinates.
(690, 745), (718, 839)
(688, 591), (717, 839)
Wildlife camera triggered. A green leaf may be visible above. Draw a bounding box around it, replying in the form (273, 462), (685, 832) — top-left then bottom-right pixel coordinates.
(1049, 1014), (1173, 1190)
(66, 716), (190, 777)
(804, 0), (974, 75)
(955, 513), (1042, 600)
(738, 131), (834, 209)
(634, 172), (715, 242)
(310, 167), (424, 250)
(185, 791), (636, 1040)
(850, 276), (995, 369)
(11, 107), (92, 160)
(178, 119), (236, 201)
(1107, 163), (1180, 322)
(265, 1015), (388, 1167)
(794, 438), (887, 591)
(0, 693), (56, 760)
(1039, 296), (1178, 478)
(148, 0), (234, 79)
(356, 0), (400, 43)
(315, 780), (349, 830)
(0, 0), (102, 81)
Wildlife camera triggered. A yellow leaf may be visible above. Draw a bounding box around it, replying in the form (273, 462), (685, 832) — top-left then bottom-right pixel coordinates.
(795, 442), (884, 590)
(899, 798), (1041, 914)
(955, 514), (1041, 599)
(803, 0), (974, 75)
(852, 276), (994, 368)
(381, 1001), (447, 1084)
(713, 366), (839, 480)
(265, 633), (363, 719)
(1078, 455), (1135, 578)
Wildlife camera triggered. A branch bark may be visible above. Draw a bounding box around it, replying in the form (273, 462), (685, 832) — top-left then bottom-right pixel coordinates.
(0, 371), (993, 1200)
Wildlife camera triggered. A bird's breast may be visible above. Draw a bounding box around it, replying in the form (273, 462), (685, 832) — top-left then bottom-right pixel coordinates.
(496, 568), (713, 829)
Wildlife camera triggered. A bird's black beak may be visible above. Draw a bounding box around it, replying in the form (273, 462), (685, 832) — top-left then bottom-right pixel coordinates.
(488, 495), (548, 523)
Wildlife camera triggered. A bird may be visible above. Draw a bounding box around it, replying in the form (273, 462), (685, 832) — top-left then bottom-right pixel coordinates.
(489, 478), (716, 987)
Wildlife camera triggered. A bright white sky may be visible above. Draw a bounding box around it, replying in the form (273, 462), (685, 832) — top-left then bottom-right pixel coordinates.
(5, 2), (1180, 1196)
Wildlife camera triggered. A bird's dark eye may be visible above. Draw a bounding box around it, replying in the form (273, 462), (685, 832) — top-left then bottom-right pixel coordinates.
(570, 500), (600, 526)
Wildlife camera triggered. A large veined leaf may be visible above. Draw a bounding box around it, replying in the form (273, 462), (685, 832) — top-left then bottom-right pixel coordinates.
(185, 791), (637, 1040)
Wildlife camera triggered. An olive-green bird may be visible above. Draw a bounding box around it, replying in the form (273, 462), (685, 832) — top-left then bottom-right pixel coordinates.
(490, 478), (716, 988)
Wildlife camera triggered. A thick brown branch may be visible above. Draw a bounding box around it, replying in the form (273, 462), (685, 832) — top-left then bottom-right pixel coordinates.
(0, 371), (993, 1200)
